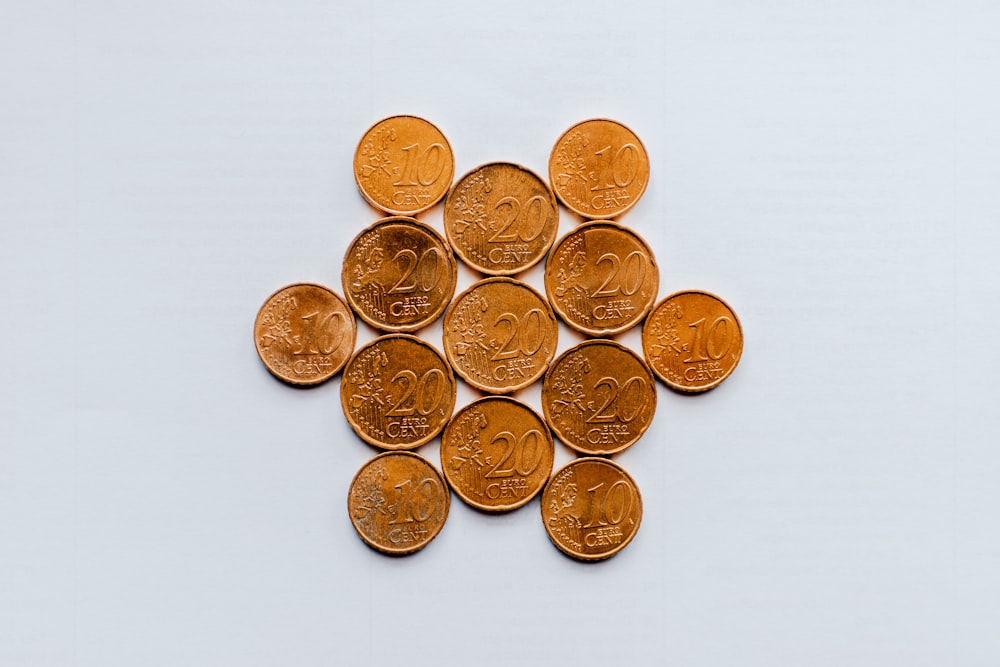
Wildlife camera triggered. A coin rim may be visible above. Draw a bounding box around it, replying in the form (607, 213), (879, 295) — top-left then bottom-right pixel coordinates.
(544, 220), (660, 336)
(347, 450), (451, 555)
(253, 281), (357, 386)
(341, 216), (458, 332)
(340, 333), (457, 450)
(352, 115), (455, 215)
(542, 339), (657, 455)
(540, 456), (643, 561)
(440, 395), (555, 512)
(642, 289), (744, 393)
(548, 117), (650, 220)
(443, 161), (559, 276)
(442, 276), (559, 393)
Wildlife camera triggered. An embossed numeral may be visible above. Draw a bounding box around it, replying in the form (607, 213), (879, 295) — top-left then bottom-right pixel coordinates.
(586, 376), (647, 423)
(683, 316), (733, 363)
(488, 195), (548, 243)
(485, 429), (544, 478)
(591, 250), (646, 297)
(491, 308), (545, 360)
(389, 248), (442, 294)
(393, 143), (446, 187)
(293, 311), (346, 355)
(389, 477), (440, 524)
(591, 144), (640, 191)
(386, 368), (447, 417)
(582, 480), (632, 528)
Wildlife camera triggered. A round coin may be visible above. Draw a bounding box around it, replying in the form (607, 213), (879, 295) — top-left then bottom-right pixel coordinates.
(253, 283), (356, 386)
(549, 118), (649, 219)
(442, 277), (558, 393)
(342, 216), (457, 332)
(542, 340), (656, 455)
(642, 289), (744, 393)
(441, 396), (554, 512)
(443, 162), (558, 275)
(353, 115), (455, 215)
(544, 221), (659, 336)
(348, 451), (450, 555)
(541, 457), (642, 561)
(341, 334), (457, 450)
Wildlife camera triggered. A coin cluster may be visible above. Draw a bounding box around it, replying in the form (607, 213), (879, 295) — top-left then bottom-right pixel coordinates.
(253, 115), (744, 561)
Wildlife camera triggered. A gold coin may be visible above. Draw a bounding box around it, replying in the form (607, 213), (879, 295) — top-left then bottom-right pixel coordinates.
(253, 283), (356, 386)
(440, 396), (554, 512)
(342, 216), (457, 332)
(642, 289), (744, 393)
(544, 221), (659, 336)
(353, 115), (455, 215)
(549, 118), (649, 219)
(541, 457), (642, 561)
(443, 162), (558, 275)
(442, 277), (558, 393)
(347, 451), (450, 555)
(542, 340), (656, 456)
(341, 334), (456, 450)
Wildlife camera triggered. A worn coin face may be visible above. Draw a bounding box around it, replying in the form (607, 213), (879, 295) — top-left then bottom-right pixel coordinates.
(341, 334), (456, 450)
(353, 115), (455, 215)
(541, 457), (642, 561)
(253, 283), (356, 386)
(348, 451), (450, 555)
(443, 162), (558, 275)
(442, 277), (558, 393)
(542, 340), (656, 455)
(545, 221), (658, 336)
(342, 216), (457, 332)
(642, 290), (744, 393)
(549, 118), (649, 219)
(441, 396), (554, 512)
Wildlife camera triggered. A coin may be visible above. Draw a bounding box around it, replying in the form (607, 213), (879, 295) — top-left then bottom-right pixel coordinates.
(440, 396), (554, 512)
(442, 277), (558, 393)
(443, 162), (559, 275)
(253, 283), (356, 386)
(347, 450), (450, 555)
(342, 216), (457, 332)
(544, 221), (659, 336)
(542, 340), (656, 456)
(353, 115), (455, 215)
(541, 457), (642, 561)
(341, 334), (456, 450)
(549, 118), (649, 219)
(642, 289), (744, 393)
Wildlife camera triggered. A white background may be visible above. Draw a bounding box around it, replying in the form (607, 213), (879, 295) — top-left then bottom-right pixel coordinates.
(2, 1), (999, 665)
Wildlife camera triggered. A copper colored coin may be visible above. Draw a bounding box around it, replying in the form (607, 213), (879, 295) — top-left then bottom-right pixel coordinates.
(348, 451), (450, 555)
(642, 290), (744, 393)
(541, 457), (642, 561)
(545, 221), (659, 336)
(442, 277), (558, 393)
(542, 340), (656, 455)
(441, 396), (554, 512)
(253, 283), (356, 386)
(443, 162), (559, 275)
(353, 115), (455, 215)
(341, 334), (456, 450)
(549, 118), (649, 219)
(342, 217), (457, 332)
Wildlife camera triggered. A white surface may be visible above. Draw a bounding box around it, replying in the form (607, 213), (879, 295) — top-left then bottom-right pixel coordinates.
(2, 1), (999, 665)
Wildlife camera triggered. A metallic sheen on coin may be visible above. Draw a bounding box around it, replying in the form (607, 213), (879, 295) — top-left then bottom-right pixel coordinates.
(442, 277), (558, 394)
(441, 396), (554, 512)
(642, 289), (744, 393)
(342, 216), (457, 332)
(541, 457), (642, 561)
(341, 334), (456, 450)
(549, 118), (649, 219)
(253, 283), (356, 386)
(542, 340), (656, 455)
(544, 221), (658, 336)
(348, 451), (450, 555)
(443, 162), (558, 275)
(353, 115), (455, 215)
